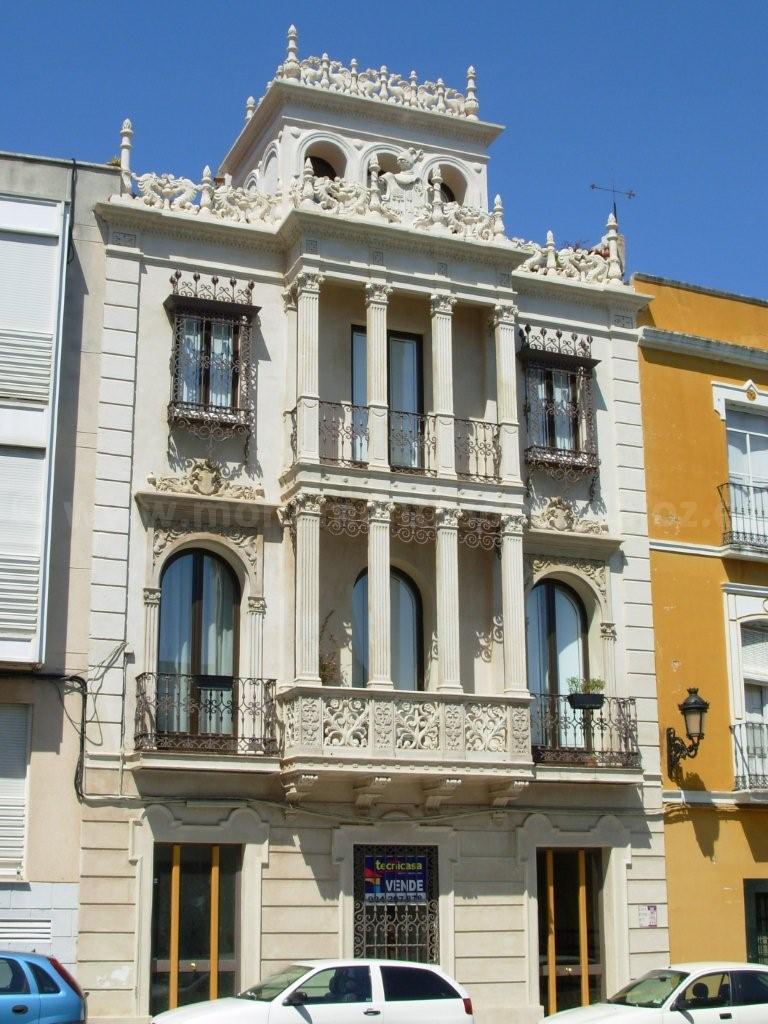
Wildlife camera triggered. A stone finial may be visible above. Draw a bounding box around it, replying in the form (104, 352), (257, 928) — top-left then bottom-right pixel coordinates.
(379, 65), (389, 100)
(492, 194), (505, 237)
(545, 230), (557, 272)
(119, 118), (133, 194)
(302, 157), (315, 200)
(350, 58), (359, 93)
(605, 209), (623, 283)
(409, 70), (418, 107)
(199, 165), (214, 216)
(284, 24), (300, 80)
(368, 155), (382, 214)
(430, 166), (446, 227)
(465, 66), (479, 119)
(320, 53), (331, 87)
(436, 78), (446, 112)
(245, 96), (256, 122)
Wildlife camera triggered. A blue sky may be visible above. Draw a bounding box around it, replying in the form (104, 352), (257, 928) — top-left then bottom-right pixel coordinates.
(2, 1), (765, 297)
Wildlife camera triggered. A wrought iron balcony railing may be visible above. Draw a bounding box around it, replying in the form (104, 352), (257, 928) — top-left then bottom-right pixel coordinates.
(135, 673), (277, 755)
(319, 401), (369, 466)
(279, 685), (532, 765)
(389, 410), (436, 475)
(733, 721), (768, 790)
(719, 480), (768, 549)
(530, 694), (640, 769)
(454, 417), (500, 481)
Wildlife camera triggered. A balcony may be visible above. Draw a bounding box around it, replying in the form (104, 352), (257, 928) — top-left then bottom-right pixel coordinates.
(530, 695), (640, 770)
(719, 480), (768, 551)
(388, 410), (436, 474)
(733, 721), (768, 791)
(135, 673), (278, 757)
(319, 400), (369, 466)
(454, 417), (500, 481)
(278, 685), (532, 776)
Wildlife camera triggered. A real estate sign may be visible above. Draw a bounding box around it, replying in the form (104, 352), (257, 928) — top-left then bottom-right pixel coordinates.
(363, 853), (428, 904)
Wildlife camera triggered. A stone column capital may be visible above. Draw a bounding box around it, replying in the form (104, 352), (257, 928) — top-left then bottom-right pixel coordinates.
(367, 499), (396, 524)
(490, 302), (518, 330)
(248, 596), (267, 615)
(500, 513), (527, 536)
(143, 587), (161, 607)
(430, 293), (457, 317)
(294, 492), (326, 517)
(365, 282), (393, 307)
(295, 269), (324, 295)
(435, 506), (463, 530)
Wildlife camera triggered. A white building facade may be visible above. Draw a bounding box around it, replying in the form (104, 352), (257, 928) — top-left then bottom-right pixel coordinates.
(78, 30), (667, 1023)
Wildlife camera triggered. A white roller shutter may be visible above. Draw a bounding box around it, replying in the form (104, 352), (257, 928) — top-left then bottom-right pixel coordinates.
(0, 705), (29, 876)
(743, 623), (768, 680)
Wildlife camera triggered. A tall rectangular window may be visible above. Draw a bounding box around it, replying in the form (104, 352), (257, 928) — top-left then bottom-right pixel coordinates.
(0, 705), (30, 878)
(174, 315), (240, 413)
(725, 410), (768, 544)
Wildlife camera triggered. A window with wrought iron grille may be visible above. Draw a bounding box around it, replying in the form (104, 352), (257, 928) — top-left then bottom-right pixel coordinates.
(164, 272), (257, 446)
(519, 324), (599, 482)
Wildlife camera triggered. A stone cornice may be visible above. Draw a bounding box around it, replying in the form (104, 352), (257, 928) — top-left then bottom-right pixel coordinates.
(511, 267), (651, 312)
(640, 326), (768, 369)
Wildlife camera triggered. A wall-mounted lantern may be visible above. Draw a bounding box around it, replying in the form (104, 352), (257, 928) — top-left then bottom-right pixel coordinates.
(667, 687), (710, 777)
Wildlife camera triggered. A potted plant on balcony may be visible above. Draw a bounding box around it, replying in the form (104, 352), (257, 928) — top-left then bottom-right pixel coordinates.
(567, 676), (605, 711)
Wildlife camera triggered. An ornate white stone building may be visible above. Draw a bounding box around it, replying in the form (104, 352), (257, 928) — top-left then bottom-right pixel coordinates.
(76, 28), (667, 1023)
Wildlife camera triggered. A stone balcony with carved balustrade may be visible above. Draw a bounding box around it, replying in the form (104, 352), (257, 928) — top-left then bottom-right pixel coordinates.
(277, 685), (535, 806)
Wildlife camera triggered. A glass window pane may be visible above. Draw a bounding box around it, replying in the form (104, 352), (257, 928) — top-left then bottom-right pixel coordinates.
(352, 574), (369, 687)
(680, 973), (730, 1010)
(392, 574), (419, 692)
(180, 318), (203, 404)
(294, 967), (371, 1005)
(728, 429), (749, 479)
(382, 966), (458, 1001)
(526, 585), (549, 698)
(727, 410), (768, 436)
(0, 958), (29, 994)
(389, 336), (420, 415)
(159, 555), (195, 674)
(554, 587), (585, 695)
(750, 433), (768, 483)
(200, 555), (236, 677)
(552, 371), (575, 451)
(208, 322), (234, 408)
(352, 330), (367, 407)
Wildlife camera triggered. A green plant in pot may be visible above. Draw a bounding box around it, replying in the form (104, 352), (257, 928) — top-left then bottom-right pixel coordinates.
(566, 676), (605, 711)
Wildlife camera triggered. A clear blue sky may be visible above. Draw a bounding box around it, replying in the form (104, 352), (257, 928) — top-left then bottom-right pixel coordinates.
(3, 1), (765, 297)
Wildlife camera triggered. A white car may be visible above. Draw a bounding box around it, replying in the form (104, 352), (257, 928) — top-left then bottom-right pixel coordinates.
(152, 959), (473, 1024)
(545, 962), (768, 1022)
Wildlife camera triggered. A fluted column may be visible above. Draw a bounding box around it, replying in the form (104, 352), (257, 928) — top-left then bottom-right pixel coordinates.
(367, 500), (394, 689)
(143, 587), (161, 674)
(500, 513), (528, 694)
(248, 597), (267, 677)
(435, 507), (462, 693)
(365, 282), (392, 469)
(492, 303), (521, 483)
(431, 295), (457, 477)
(296, 270), (323, 462)
(293, 493), (325, 685)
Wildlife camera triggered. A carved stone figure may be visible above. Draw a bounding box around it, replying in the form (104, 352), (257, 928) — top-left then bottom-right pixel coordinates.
(379, 149), (427, 222)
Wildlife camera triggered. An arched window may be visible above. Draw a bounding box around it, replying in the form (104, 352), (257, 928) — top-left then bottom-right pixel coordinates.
(309, 155), (337, 180)
(157, 550), (240, 739)
(352, 568), (423, 690)
(526, 580), (588, 698)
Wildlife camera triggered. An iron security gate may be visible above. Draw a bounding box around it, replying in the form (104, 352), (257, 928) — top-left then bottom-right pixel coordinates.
(353, 845), (439, 963)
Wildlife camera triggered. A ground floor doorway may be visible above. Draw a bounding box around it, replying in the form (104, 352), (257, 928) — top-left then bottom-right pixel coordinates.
(353, 845), (439, 963)
(537, 847), (604, 1015)
(150, 843), (241, 1014)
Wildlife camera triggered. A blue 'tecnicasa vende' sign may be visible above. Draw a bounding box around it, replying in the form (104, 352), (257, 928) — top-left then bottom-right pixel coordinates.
(363, 853), (428, 904)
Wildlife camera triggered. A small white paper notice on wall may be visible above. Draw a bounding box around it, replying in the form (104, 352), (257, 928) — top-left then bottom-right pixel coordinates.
(639, 904), (658, 928)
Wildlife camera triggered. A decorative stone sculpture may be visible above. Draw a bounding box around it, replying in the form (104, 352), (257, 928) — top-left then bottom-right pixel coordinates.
(147, 459), (264, 499)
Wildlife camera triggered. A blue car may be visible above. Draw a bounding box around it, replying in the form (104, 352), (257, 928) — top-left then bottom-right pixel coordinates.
(0, 952), (85, 1024)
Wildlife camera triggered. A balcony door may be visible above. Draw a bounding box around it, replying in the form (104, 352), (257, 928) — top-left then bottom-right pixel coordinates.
(727, 409), (768, 540)
(352, 569), (423, 691)
(527, 581), (589, 749)
(389, 332), (424, 470)
(740, 622), (768, 785)
(157, 550), (239, 747)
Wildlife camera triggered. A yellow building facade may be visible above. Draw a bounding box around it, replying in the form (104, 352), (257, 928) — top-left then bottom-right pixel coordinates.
(636, 273), (768, 962)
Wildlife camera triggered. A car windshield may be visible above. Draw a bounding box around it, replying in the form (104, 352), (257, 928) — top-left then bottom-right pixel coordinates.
(608, 970), (689, 1008)
(238, 965), (309, 1002)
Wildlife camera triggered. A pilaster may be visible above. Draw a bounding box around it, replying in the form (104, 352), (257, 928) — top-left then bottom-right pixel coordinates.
(365, 282), (392, 469)
(295, 270), (323, 463)
(431, 294), (457, 477)
(293, 493), (325, 685)
(248, 596), (267, 678)
(367, 500), (394, 689)
(435, 507), (462, 694)
(142, 587), (160, 675)
(500, 513), (528, 695)
(492, 303), (521, 484)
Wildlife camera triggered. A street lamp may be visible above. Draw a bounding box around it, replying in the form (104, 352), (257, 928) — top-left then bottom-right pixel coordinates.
(667, 687), (710, 777)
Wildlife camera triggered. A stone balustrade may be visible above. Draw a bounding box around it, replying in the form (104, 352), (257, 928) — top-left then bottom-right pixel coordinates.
(278, 685), (532, 766)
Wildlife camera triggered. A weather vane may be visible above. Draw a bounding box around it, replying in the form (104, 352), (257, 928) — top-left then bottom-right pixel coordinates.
(590, 181), (636, 218)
